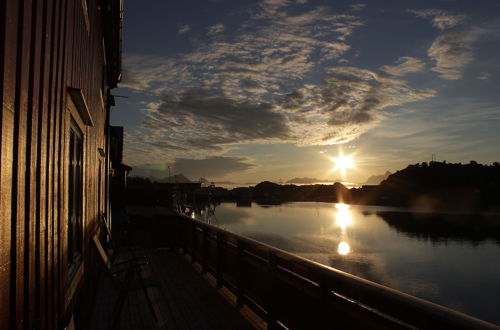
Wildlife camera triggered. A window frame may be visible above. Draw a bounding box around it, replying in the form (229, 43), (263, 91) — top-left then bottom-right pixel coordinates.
(67, 117), (84, 280)
(64, 92), (89, 306)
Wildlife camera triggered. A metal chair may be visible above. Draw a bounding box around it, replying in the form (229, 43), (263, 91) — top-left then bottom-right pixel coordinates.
(93, 234), (160, 329)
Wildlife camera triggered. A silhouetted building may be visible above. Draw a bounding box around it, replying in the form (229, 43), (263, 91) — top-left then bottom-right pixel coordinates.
(110, 126), (132, 218)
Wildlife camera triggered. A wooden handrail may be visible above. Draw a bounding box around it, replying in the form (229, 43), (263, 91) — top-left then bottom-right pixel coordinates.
(172, 214), (498, 329)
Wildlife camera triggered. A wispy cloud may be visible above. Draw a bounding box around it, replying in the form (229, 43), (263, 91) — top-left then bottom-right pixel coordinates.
(259, 0), (293, 16)
(427, 28), (480, 80)
(172, 156), (255, 178)
(303, 66), (437, 144)
(380, 57), (425, 76)
(129, 156), (255, 179)
(207, 23), (225, 36)
(408, 9), (466, 30)
(119, 54), (194, 92)
(409, 9), (480, 80)
(478, 73), (491, 80)
(121, 3), (362, 97)
(350, 3), (366, 12)
(178, 24), (191, 34)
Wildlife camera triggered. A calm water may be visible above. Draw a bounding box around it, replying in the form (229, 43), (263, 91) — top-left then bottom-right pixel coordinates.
(209, 202), (500, 325)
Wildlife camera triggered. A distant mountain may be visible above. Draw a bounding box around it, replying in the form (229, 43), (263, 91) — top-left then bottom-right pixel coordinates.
(214, 181), (237, 185)
(363, 171), (391, 185)
(198, 177), (210, 184)
(156, 173), (192, 183)
(286, 177), (320, 184)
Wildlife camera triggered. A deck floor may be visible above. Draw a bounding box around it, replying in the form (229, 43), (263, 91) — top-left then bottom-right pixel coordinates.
(90, 248), (254, 330)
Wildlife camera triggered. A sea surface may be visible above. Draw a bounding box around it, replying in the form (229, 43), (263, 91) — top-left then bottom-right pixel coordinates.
(207, 202), (500, 325)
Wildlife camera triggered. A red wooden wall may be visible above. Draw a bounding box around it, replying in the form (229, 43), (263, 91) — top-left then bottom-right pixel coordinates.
(0, 0), (121, 328)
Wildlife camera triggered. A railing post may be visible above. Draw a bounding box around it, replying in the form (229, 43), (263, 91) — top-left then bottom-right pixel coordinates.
(202, 226), (208, 274)
(236, 239), (245, 309)
(191, 221), (196, 264)
(319, 275), (330, 329)
(216, 231), (224, 288)
(175, 216), (181, 248)
(182, 217), (188, 255)
(267, 251), (279, 330)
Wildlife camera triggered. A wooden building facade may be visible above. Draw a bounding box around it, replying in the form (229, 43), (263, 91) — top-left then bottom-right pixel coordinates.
(0, 0), (123, 328)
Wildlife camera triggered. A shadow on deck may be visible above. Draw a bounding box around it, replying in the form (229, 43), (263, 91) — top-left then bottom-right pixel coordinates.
(89, 247), (255, 330)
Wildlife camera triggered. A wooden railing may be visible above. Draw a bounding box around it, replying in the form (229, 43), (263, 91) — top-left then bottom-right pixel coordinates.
(169, 214), (498, 329)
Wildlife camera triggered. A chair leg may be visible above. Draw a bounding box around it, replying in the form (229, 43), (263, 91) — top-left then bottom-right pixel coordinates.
(110, 267), (134, 330)
(143, 287), (159, 324)
(111, 289), (128, 330)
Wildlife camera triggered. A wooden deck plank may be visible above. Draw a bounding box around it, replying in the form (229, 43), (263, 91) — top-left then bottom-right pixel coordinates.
(149, 249), (255, 330)
(89, 247), (253, 329)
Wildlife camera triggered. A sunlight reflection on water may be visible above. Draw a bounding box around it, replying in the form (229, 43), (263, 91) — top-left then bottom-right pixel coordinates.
(334, 203), (352, 255)
(334, 203), (352, 230)
(337, 241), (351, 255)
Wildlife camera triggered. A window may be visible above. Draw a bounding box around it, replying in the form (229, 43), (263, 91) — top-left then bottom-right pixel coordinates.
(65, 88), (92, 303)
(68, 118), (83, 278)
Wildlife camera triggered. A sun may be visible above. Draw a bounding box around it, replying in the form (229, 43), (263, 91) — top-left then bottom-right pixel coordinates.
(331, 153), (355, 178)
(333, 155), (354, 171)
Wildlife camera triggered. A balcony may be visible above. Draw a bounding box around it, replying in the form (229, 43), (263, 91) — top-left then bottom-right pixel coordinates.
(87, 210), (498, 329)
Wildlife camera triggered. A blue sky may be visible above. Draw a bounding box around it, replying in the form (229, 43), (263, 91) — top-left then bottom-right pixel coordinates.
(112, 0), (500, 185)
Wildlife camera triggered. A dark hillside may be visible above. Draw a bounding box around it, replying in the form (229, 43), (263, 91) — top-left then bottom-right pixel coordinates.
(352, 161), (500, 212)
(253, 181), (351, 204)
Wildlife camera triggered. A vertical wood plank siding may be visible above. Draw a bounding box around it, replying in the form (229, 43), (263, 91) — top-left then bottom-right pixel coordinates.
(1, 0), (118, 328)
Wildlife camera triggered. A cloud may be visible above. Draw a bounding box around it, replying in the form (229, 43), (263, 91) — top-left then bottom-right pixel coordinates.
(172, 156), (255, 178)
(350, 3), (366, 12)
(119, 54), (194, 93)
(154, 89), (291, 150)
(478, 73), (491, 80)
(130, 156), (255, 179)
(120, 67), (150, 90)
(380, 57), (425, 76)
(130, 66), (436, 156)
(128, 163), (171, 178)
(120, 2), (435, 163)
(120, 4), (363, 97)
(259, 0), (292, 15)
(239, 78), (268, 93)
(306, 66), (437, 144)
(207, 23), (225, 36)
(408, 9), (466, 30)
(427, 29), (480, 80)
(178, 24), (191, 34)
(409, 9), (482, 80)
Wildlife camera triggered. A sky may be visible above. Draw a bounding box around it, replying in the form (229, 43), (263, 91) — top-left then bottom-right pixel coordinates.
(111, 0), (500, 186)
